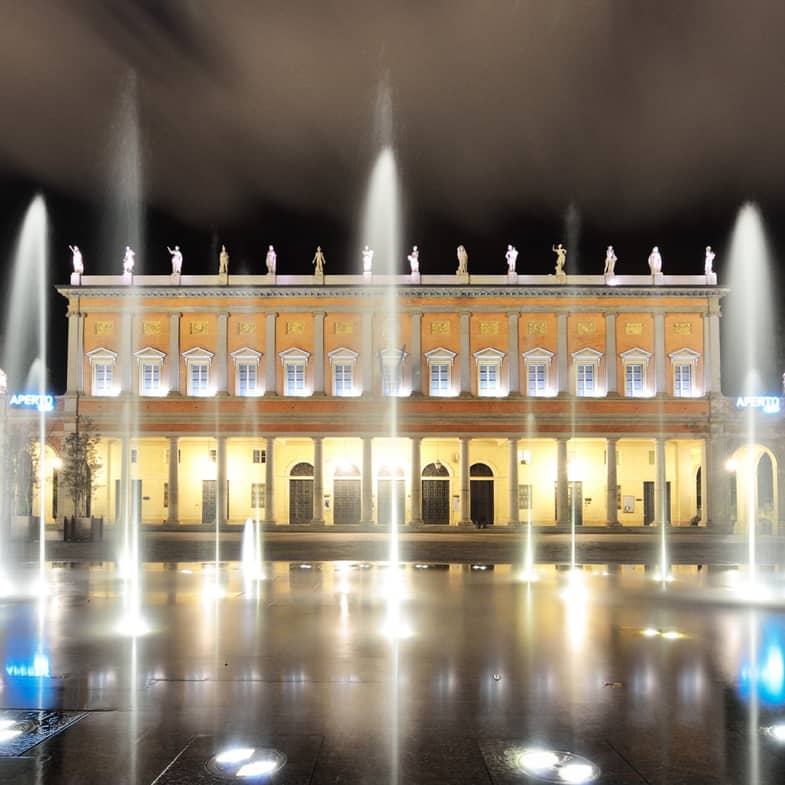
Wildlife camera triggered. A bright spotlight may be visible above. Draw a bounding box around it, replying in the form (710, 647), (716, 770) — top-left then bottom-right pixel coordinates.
(0, 729), (22, 742)
(642, 628), (659, 638)
(763, 723), (785, 742)
(215, 747), (255, 764)
(519, 749), (559, 771)
(559, 762), (596, 783)
(237, 760), (278, 777)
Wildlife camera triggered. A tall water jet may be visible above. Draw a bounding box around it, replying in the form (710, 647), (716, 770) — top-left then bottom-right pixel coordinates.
(0, 195), (50, 598)
(110, 71), (147, 634)
(361, 74), (404, 785)
(724, 203), (776, 586)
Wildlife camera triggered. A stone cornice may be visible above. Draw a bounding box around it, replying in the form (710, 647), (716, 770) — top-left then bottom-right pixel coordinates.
(57, 284), (729, 300)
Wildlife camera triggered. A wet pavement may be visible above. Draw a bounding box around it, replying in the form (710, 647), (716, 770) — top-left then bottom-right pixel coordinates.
(2, 554), (785, 784)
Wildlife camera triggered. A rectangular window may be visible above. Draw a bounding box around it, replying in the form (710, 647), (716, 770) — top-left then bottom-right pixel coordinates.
(478, 363), (499, 396)
(94, 362), (114, 395)
(209, 449), (217, 463)
(674, 364), (693, 397)
(382, 362), (402, 396)
(189, 362), (209, 396)
(131, 448), (138, 464)
(625, 363), (643, 396)
(141, 362), (161, 395)
(285, 362), (306, 396)
(251, 483), (265, 508)
(252, 448), (266, 464)
(527, 363), (545, 396)
(237, 362), (257, 396)
(430, 362), (450, 396)
(163, 481), (169, 509)
(334, 363), (353, 396)
(576, 364), (594, 396)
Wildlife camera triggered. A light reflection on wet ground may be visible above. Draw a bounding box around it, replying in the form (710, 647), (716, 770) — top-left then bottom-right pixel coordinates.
(0, 560), (784, 783)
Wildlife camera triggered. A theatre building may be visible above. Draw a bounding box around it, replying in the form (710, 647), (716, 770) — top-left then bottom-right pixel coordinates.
(23, 262), (782, 532)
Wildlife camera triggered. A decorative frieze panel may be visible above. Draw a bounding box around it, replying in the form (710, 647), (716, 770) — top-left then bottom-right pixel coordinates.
(527, 320), (546, 335)
(286, 320), (304, 335)
(479, 320), (499, 336)
(143, 320), (161, 336)
(673, 321), (693, 335)
(577, 320), (596, 336)
(334, 320), (353, 335)
(430, 320), (450, 335)
(190, 320), (209, 335)
(624, 322), (643, 335)
(94, 320), (113, 335)
(236, 320), (256, 335)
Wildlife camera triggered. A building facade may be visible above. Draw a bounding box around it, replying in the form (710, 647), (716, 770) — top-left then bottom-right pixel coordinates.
(7, 264), (781, 532)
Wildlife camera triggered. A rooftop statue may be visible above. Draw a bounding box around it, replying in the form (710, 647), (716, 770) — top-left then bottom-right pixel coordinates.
(604, 245), (617, 276)
(362, 245), (374, 273)
(506, 244), (518, 274)
(704, 245), (715, 276)
(266, 244), (277, 274)
(69, 245), (83, 274)
(123, 246), (135, 275)
(219, 245), (229, 275)
(408, 245), (420, 274)
(456, 244), (468, 275)
(552, 243), (566, 275)
(313, 245), (326, 275)
(648, 245), (662, 275)
(167, 245), (183, 275)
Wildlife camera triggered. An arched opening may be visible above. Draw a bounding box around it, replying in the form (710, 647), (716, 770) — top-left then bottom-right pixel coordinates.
(377, 465), (405, 527)
(422, 462), (450, 524)
(758, 452), (775, 533)
(470, 462), (494, 526)
(333, 463), (361, 524)
(289, 462), (314, 524)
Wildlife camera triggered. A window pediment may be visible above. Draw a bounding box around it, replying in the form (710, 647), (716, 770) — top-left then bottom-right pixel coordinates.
(473, 347), (505, 362)
(183, 347), (214, 364)
(571, 347), (603, 362)
(231, 346), (262, 363)
(620, 347), (652, 366)
(279, 347), (310, 364)
(523, 347), (554, 366)
(327, 346), (359, 365)
(669, 347), (700, 365)
(87, 346), (118, 364)
(425, 347), (457, 363)
(134, 346), (166, 361)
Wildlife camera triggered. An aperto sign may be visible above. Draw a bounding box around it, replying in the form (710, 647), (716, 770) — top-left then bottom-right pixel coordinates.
(9, 393), (55, 412)
(735, 396), (781, 414)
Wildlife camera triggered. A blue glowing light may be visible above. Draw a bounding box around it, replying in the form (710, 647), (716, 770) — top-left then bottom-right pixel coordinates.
(5, 653), (50, 679)
(738, 622), (785, 707)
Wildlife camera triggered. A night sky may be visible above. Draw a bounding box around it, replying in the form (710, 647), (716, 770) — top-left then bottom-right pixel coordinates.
(1, 1), (785, 391)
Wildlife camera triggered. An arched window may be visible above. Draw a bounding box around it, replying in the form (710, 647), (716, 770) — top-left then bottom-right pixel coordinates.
(290, 462), (314, 477)
(422, 462), (449, 478)
(470, 463), (493, 477)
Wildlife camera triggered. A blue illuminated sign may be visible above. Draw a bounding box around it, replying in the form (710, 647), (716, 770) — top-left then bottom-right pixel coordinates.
(735, 396), (781, 414)
(8, 393), (54, 412)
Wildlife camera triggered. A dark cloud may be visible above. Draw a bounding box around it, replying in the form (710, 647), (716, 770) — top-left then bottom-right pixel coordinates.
(1, 1), (784, 228)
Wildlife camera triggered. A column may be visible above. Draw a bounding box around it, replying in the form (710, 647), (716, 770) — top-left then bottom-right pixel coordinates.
(168, 312), (181, 395)
(410, 312), (422, 395)
(313, 311), (325, 395)
(409, 437), (422, 525)
(706, 433), (730, 530)
(706, 300), (722, 394)
(606, 438), (619, 525)
(557, 313), (568, 394)
(216, 436), (227, 527)
(507, 312), (520, 395)
(119, 435), (130, 525)
(459, 312), (471, 395)
(264, 436), (275, 524)
(167, 436), (179, 525)
(216, 312), (229, 394)
(459, 437), (472, 525)
(556, 438), (569, 525)
(362, 312), (373, 395)
(121, 312), (133, 393)
(66, 306), (83, 394)
(654, 312), (666, 394)
(312, 437), (324, 524)
(362, 436), (373, 524)
(264, 312), (277, 395)
(654, 437), (667, 525)
(605, 313), (617, 394)
(508, 438), (519, 526)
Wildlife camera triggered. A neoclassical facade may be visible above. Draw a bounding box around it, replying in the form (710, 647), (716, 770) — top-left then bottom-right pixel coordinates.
(14, 264), (778, 531)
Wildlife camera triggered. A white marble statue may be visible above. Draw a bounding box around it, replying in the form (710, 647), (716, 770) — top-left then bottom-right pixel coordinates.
(69, 245), (83, 274)
(648, 246), (662, 275)
(456, 245), (469, 275)
(408, 245), (420, 274)
(123, 246), (135, 275)
(604, 245), (617, 276)
(167, 245), (183, 275)
(219, 245), (229, 275)
(704, 245), (715, 276)
(313, 245), (326, 275)
(266, 244), (277, 274)
(552, 243), (566, 275)
(506, 244), (518, 274)
(362, 245), (374, 273)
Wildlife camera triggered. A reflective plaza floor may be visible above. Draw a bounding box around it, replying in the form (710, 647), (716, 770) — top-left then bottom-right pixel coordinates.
(2, 556), (785, 784)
